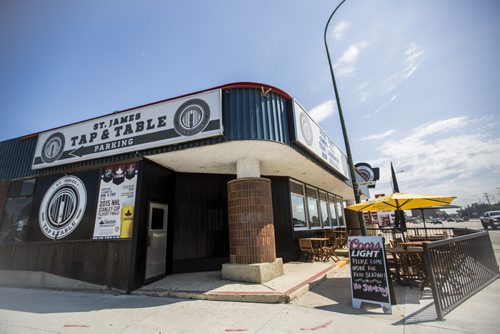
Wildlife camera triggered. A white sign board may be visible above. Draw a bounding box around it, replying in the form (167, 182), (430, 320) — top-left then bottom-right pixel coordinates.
(32, 89), (223, 169)
(293, 100), (347, 178)
(93, 163), (138, 239)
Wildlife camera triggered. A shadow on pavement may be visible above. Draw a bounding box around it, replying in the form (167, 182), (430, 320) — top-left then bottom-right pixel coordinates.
(304, 276), (435, 317)
(0, 286), (182, 314)
(392, 302), (438, 325)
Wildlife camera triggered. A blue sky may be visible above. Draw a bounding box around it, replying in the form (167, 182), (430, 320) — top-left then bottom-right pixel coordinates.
(1, 0), (499, 207)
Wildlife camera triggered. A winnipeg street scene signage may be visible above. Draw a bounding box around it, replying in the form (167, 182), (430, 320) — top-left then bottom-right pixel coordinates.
(293, 100), (348, 178)
(32, 89), (223, 169)
(39, 175), (87, 240)
(93, 163), (138, 239)
(348, 236), (392, 313)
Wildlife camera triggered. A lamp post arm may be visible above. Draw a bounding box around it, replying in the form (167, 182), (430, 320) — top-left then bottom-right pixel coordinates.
(324, 0), (366, 235)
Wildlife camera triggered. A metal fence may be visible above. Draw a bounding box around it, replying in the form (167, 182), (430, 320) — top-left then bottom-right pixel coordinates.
(423, 231), (498, 320)
(349, 227), (456, 245)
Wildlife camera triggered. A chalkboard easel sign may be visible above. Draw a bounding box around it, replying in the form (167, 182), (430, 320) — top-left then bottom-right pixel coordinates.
(348, 236), (392, 313)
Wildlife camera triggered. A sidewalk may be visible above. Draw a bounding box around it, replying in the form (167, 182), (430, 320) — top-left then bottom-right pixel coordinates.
(134, 258), (350, 303)
(1, 262), (498, 333)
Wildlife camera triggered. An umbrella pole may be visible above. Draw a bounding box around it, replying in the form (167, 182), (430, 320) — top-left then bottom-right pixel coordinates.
(421, 208), (428, 239)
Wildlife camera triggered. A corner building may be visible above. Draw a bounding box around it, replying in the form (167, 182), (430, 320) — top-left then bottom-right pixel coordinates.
(0, 82), (367, 291)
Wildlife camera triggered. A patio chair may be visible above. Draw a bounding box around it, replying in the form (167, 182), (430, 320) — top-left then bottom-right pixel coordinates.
(299, 239), (316, 262)
(321, 239), (340, 262)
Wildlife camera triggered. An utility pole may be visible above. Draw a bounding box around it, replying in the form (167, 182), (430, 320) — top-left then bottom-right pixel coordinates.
(324, 0), (366, 236)
(484, 193), (492, 205)
(390, 162), (406, 231)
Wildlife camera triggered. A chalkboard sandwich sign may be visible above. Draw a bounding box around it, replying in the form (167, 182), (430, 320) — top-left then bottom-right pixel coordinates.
(348, 236), (392, 313)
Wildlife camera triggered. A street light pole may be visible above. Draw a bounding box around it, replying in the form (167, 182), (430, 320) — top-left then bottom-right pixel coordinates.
(324, 0), (366, 236)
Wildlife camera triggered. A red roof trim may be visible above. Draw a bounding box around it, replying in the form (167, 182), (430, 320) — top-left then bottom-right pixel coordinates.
(19, 82), (292, 140)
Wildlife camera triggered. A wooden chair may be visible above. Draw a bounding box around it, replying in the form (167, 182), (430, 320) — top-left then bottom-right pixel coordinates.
(321, 239), (340, 262)
(299, 239), (316, 262)
(390, 237), (404, 247)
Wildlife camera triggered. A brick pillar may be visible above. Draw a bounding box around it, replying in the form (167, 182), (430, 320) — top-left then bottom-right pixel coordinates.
(227, 177), (276, 264)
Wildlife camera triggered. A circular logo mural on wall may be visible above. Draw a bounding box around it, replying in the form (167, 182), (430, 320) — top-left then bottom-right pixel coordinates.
(40, 132), (65, 163)
(299, 112), (314, 146)
(39, 175), (87, 240)
(173, 99), (211, 136)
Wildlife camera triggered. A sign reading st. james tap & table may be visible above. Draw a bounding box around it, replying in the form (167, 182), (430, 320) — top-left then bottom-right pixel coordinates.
(31, 90), (222, 169)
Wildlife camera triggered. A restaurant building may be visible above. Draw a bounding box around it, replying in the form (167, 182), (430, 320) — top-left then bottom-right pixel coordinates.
(0, 82), (367, 291)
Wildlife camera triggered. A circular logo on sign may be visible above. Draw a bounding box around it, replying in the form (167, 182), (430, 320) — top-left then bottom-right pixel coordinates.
(41, 132), (65, 163)
(355, 162), (375, 181)
(39, 176), (87, 240)
(299, 112), (314, 146)
(173, 99), (211, 136)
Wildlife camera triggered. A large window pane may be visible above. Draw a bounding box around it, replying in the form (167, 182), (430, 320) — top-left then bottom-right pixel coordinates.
(337, 199), (345, 226)
(320, 200), (330, 227)
(0, 198), (32, 243)
(307, 197), (320, 228)
(328, 194), (338, 226)
(291, 194), (307, 229)
(329, 202), (338, 226)
(306, 187), (320, 228)
(8, 179), (35, 198)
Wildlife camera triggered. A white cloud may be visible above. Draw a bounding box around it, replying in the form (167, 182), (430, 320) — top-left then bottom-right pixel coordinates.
(360, 129), (395, 141)
(332, 21), (349, 40)
(309, 100), (336, 123)
(364, 94), (397, 119)
(405, 116), (467, 141)
(358, 42), (425, 103)
(380, 42), (425, 94)
(365, 115), (500, 206)
(333, 42), (369, 77)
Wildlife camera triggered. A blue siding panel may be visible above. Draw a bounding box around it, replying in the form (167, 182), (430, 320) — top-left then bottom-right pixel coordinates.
(0, 137), (39, 179)
(222, 88), (289, 143)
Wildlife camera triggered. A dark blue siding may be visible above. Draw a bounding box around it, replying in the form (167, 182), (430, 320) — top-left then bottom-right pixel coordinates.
(0, 137), (38, 179)
(222, 88), (289, 143)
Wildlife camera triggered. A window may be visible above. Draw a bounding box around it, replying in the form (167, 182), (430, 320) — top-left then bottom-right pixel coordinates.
(328, 194), (338, 227)
(0, 179), (36, 243)
(290, 180), (344, 231)
(290, 181), (307, 229)
(306, 187), (321, 228)
(337, 199), (345, 226)
(8, 179), (35, 198)
(319, 191), (331, 228)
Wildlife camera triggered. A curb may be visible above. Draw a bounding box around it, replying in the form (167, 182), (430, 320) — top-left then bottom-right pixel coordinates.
(134, 260), (348, 304)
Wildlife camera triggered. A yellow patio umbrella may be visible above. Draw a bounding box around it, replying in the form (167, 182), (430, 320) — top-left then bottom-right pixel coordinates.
(346, 192), (457, 237)
(346, 192), (456, 212)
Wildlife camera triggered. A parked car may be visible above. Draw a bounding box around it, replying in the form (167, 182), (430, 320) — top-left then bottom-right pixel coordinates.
(430, 218), (442, 224)
(455, 216), (464, 222)
(447, 217), (454, 222)
(480, 211), (500, 230)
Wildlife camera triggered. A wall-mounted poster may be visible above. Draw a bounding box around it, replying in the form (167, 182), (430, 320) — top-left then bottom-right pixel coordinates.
(93, 163), (138, 239)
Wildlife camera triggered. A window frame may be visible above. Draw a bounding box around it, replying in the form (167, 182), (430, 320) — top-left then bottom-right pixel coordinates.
(305, 186), (321, 229)
(289, 178), (345, 231)
(290, 180), (308, 231)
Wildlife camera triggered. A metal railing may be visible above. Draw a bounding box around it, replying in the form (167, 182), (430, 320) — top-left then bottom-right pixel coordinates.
(349, 227), (457, 244)
(423, 231), (498, 320)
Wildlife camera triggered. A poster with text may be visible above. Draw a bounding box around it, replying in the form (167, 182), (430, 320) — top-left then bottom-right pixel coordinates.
(348, 236), (392, 313)
(93, 163), (138, 239)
